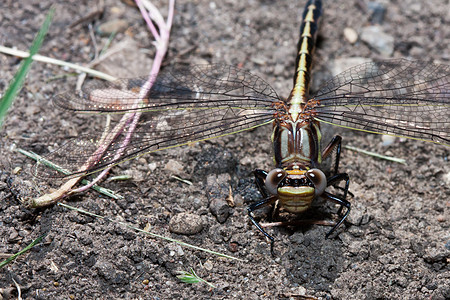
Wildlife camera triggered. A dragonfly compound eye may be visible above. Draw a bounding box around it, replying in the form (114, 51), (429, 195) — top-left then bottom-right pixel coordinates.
(265, 168), (288, 195)
(305, 168), (326, 196)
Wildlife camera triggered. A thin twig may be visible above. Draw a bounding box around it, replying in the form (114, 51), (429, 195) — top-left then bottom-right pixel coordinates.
(344, 145), (406, 164)
(107, 175), (132, 181)
(12, 278), (22, 300)
(0, 45), (116, 81)
(171, 175), (193, 185)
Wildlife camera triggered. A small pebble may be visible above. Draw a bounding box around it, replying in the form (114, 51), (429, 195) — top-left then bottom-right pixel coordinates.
(423, 248), (446, 263)
(176, 245), (184, 256)
(25, 105), (40, 116)
(8, 230), (18, 241)
(165, 159), (184, 174)
(206, 174), (232, 223)
(97, 19), (128, 35)
(110, 6), (125, 15)
(436, 215), (446, 222)
(233, 194), (244, 207)
(229, 242), (239, 252)
(442, 172), (450, 185)
(209, 197), (231, 223)
(169, 212), (203, 235)
(203, 260), (213, 271)
(148, 162), (157, 172)
(290, 286), (307, 296)
(343, 27), (358, 44)
(381, 135), (396, 146)
(13, 167), (22, 175)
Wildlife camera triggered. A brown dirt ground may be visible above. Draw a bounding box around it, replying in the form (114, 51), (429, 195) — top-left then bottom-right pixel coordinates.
(0, 0), (449, 299)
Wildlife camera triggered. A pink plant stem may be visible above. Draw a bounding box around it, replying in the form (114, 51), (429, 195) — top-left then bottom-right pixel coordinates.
(30, 0), (175, 207)
(71, 0), (174, 194)
(70, 113), (134, 193)
(136, 0), (160, 41)
(30, 115), (132, 206)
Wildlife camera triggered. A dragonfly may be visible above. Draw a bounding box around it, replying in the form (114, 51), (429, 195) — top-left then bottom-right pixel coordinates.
(33, 0), (449, 252)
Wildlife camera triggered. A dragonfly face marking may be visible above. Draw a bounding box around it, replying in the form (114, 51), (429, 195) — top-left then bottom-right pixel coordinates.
(275, 169), (322, 214)
(263, 167), (326, 215)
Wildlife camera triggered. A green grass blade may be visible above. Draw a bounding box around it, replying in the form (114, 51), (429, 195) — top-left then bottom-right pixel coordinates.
(0, 233), (48, 269)
(177, 268), (216, 288)
(0, 7), (55, 128)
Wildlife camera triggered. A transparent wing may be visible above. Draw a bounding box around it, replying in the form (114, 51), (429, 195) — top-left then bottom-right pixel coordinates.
(312, 59), (450, 145)
(54, 64), (279, 113)
(34, 65), (279, 178)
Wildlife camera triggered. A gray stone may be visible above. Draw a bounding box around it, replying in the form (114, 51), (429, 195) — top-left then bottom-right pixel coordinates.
(360, 26), (394, 57)
(329, 57), (373, 76)
(169, 213), (203, 235)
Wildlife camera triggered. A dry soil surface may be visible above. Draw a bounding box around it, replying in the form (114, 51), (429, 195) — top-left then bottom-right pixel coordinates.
(0, 0), (449, 299)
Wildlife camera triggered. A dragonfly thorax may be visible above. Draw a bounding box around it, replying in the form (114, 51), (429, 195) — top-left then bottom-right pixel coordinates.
(271, 118), (322, 169)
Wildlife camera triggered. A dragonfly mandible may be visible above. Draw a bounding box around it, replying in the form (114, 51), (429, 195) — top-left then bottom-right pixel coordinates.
(33, 0), (450, 252)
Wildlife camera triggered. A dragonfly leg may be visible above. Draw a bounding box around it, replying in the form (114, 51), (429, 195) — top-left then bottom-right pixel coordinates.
(324, 172), (351, 237)
(322, 135), (342, 175)
(327, 172), (349, 199)
(247, 195), (278, 255)
(322, 136), (355, 197)
(253, 169), (269, 198)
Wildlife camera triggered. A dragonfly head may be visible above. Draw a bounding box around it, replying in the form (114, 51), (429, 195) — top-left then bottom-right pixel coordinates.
(265, 168), (326, 213)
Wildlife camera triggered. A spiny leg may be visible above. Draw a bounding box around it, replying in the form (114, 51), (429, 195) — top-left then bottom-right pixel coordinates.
(247, 194), (278, 255)
(253, 169), (268, 198)
(253, 169), (281, 232)
(324, 172), (351, 237)
(323, 136), (354, 197)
